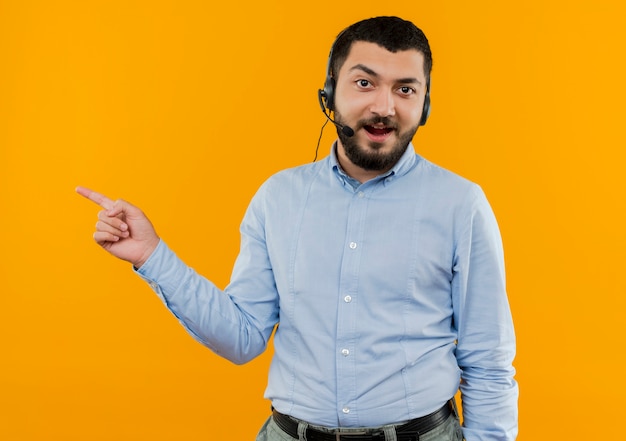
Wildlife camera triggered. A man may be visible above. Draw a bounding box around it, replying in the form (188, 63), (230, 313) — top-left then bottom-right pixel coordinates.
(77, 16), (518, 441)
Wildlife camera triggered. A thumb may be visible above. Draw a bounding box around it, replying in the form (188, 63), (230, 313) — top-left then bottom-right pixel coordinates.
(106, 198), (140, 218)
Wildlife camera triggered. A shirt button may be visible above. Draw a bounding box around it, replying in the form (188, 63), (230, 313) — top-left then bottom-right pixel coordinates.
(358, 191), (365, 198)
(344, 295), (352, 303)
(342, 407), (350, 414)
(349, 242), (357, 249)
(341, 348), (350, 356)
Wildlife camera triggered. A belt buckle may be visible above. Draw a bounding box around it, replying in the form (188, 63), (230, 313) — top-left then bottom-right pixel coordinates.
(334, 430), (367, 440)
(335, 430), (386, 441)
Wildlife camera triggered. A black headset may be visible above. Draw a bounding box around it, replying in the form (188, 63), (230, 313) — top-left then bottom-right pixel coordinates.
(317, 36), (431, 126)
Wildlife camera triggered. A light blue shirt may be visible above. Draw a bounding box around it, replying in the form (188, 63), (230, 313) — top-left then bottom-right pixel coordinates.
(136, 143), (518, 440)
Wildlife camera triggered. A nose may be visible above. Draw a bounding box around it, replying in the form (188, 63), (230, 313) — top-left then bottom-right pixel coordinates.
(369, 88), (396, 117)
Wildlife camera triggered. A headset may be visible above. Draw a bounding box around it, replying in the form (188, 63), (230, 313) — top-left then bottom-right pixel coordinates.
(317, 34), (431, 127)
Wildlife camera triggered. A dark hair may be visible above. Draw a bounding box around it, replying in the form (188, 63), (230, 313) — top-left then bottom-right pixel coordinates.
(330, 16), (432, 82)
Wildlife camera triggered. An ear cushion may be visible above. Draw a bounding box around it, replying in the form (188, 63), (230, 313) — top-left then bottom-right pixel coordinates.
(419, 87), (430, 126)
(322, 77), (336, 112)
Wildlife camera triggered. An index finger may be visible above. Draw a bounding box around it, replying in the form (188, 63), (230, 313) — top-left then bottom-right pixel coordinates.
(75, 186), (115, 211)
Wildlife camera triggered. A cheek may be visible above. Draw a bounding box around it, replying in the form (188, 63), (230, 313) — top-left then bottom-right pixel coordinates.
(398, 103), (424, 125)
(335, 95), (368, 117)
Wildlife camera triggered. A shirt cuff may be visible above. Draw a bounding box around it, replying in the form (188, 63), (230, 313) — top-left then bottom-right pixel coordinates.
(133, 239), (187, 297)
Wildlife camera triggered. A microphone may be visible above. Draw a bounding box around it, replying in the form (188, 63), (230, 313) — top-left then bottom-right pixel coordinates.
(313, 113), (354, 162)
(313, 89), (355, 162)
(341, 124), (355, 137)
(323, 112), (355, 137)
(318, 89), (354, 137)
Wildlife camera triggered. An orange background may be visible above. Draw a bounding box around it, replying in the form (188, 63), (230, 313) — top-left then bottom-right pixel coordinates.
(1, 1), (625, 439)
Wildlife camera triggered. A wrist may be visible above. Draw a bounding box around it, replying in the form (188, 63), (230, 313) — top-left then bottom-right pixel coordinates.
(133, 238), (160, 269)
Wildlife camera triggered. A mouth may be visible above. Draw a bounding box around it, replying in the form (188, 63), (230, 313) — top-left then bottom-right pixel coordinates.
(363, 123), (395, 143)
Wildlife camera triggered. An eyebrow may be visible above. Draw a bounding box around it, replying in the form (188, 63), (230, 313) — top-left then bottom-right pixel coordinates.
(348, 63), (423, 85)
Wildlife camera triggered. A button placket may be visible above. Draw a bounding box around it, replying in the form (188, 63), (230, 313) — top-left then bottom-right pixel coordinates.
(335, 186), (370, 426)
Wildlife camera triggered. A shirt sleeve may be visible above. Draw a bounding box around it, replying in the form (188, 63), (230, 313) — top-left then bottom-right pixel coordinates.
(134, 191), (280, 365)
(452, 185), (519, 441)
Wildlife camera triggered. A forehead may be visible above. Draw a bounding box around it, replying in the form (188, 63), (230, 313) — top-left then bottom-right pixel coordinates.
(338, 41), (426, 81)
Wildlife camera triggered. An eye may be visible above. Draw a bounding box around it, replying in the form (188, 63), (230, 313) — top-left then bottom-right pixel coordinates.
(356, 79), (373, 89)
(398, 86), (416, 96)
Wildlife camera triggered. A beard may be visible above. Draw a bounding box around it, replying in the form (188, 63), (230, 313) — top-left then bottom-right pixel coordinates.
(335, 113), (419, 172)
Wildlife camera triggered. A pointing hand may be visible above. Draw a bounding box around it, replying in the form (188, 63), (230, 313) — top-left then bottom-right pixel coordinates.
(76, 186), (160, 269)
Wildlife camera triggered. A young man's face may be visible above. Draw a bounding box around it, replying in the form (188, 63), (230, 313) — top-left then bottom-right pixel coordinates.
(333, 41), (428, 173)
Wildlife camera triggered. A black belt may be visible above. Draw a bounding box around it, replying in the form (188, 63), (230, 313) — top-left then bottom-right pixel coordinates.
(272, 401), (452, 441)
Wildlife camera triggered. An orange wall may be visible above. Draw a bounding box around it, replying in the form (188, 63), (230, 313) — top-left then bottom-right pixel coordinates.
(1, 1), (625, 439)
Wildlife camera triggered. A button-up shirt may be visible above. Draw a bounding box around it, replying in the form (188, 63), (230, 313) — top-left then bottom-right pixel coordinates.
(136, 143), (518, 440)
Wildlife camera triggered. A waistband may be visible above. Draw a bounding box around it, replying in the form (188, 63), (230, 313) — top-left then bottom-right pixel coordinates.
(272, 400), (453, 441)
